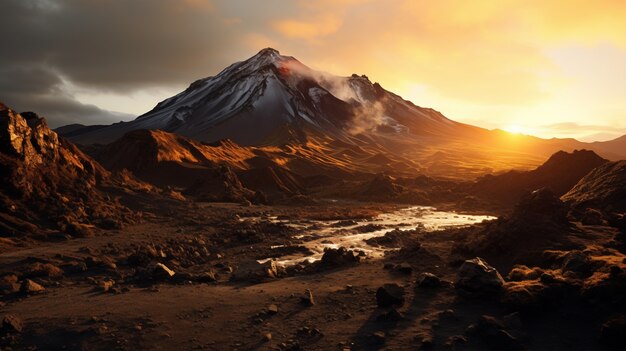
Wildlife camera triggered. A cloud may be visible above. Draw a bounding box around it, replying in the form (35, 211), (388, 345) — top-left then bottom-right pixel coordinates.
(0, 66), (134, 127)
(0, 0), (236, 91)
(1, 0), (625, 135)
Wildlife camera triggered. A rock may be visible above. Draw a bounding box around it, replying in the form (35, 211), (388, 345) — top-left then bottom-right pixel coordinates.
(376, 283), (405, 307)
(581, 208), (605, 225)
(501, 281), (549, 310)
(415, 330), (435, 348)
(561, 250), (592, 276)
(66, 222), (95, 238)
(416, 272), (441, 288)
(507, 265), (543, 281)
(196, 271), (217, 283)
(395, 262), (413, 275)
(267, 304), (279, 315)
(320, 247), (359, 267)
(99, 217), (123, 230)
(232, 259), (280, 282)
(371, 331), (386, 344)
(98, 279), (115, 292)
(26, 262), (64, 279)
(376, 308), (403, 323)
(60, 261), (88, 274)
(600, 316), (626, 349)
(0, 274), (20, 294)
(466, 315), (521, 350)
(300, 289), (315, 306)
(1, 314), (23, 334)
(153, 263), (175, 279)
(455, 257), (504, 297)
(20, 279), (45, 294)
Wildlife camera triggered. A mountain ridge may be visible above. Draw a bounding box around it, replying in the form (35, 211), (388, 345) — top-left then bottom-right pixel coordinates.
(57, 48), (626, 178)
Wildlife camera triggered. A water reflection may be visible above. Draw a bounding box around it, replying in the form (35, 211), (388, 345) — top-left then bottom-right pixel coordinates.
(255, 206), (495, 266)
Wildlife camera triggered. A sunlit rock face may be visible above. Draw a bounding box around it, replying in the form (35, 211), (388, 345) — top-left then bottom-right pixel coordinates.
(0, 102), (130, 234)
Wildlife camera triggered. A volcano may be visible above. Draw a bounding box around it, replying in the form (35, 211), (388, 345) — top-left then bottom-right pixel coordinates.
(61, 48), (626, 178)
(63, 48), (475, 147)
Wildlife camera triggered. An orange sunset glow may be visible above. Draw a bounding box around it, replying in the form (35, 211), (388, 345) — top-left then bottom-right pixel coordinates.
(2, 1), (626, 350)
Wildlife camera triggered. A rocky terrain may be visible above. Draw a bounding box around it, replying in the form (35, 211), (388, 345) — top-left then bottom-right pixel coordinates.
(1, 49), (625, 351)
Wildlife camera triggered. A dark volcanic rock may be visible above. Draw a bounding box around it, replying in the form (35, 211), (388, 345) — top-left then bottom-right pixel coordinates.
(469, 149), (607, 206)
(455, 257), (504, 297)
(416, 272), (441, 288)
(461, 188), (580, 271)
(320, 247), (360, 267)
(1, 314), (23, 334)
(466, 315), (521, 350)
(581, 208), (605, 225)
(376, 283), (405, 307)
(562, 160), (626, 212)
(300, 289), (315, 306)
(232, 259), (280, 282)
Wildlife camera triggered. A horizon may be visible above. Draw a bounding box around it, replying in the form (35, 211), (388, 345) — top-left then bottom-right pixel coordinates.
(2, 0), (626, 142)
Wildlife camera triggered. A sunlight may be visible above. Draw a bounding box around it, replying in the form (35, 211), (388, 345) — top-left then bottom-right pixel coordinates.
(503, 124), (532, 135)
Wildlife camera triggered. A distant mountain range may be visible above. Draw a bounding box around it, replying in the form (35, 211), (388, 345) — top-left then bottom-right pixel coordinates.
(54, 48), (626, 178)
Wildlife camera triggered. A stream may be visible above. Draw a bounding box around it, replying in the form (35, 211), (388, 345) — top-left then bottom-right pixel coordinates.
(250, 206), (496, 267)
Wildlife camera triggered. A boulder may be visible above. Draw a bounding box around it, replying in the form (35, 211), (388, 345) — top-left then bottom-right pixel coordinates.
(320, 247), (359, 267)
(1, 314), (23, 334)
(267, 304), (279, 315)
(466, 315), (521, 350)
(232, 259), (280, 282)
(20, 279), (45, 294)
(26, 262), (64, 279)
(455, 257), (504, 296)
(416, 272), (441, 288)
(501, 281), (549, 310)
(394, 262), (413, 275)
(561, 250), (592, 276)
(300, 289), (315, 306)
(97, 279), (115, 292)
(195, 270), (217, 283)
(581, 208), (605, 225)
(0, 274), (20, 295)
(507, 265), (543, 281)
(376, 283), (405, 307)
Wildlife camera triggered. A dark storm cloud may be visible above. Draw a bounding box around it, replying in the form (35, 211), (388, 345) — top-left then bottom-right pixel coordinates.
(0, 65), (134, 127)
(0, 0), (238, 90)
(0, 0), (248, 126)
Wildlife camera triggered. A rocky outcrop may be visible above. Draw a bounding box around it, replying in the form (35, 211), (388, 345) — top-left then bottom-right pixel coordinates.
(561, 160), (626, 212)
(0, 103), (132, 237)
(469, 150), (608, 206)
(461, 188), (580, 271)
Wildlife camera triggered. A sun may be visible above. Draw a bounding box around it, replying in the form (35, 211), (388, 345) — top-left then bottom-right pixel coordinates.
(503, 125), (530, 135)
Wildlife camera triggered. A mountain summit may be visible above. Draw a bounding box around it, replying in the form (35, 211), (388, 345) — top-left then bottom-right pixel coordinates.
(64, 48), (469, 146)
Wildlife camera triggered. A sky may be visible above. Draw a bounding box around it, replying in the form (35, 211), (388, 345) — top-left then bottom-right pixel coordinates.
(1, 0), (625, 141)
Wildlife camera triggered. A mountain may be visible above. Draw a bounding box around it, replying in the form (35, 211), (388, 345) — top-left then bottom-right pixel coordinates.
(468, 150), (608, 205)
(0, 103), (132, 238)
(63, 48), (473, 147)
(60, 48), (626, 179)
(561, 160), (626, 212)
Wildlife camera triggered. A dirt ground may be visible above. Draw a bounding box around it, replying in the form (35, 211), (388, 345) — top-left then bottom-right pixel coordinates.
(1, 201), (623, 350)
